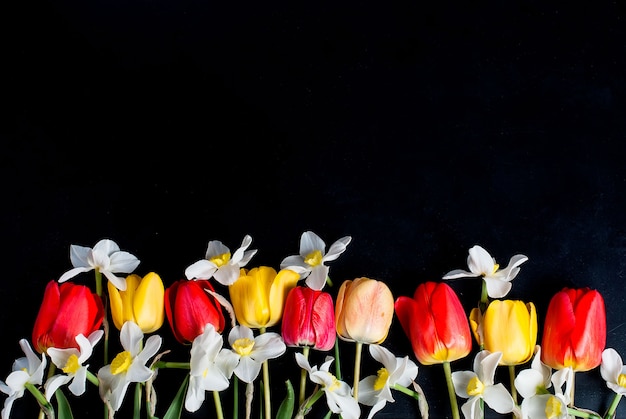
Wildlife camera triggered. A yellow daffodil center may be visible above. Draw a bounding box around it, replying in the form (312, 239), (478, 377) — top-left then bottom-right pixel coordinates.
(492, 263), (500, 274)
(233, 338), (255, 356)
(210, 252), (231, 267)
(373, 368), (389, 391)
(466, 376), (484, 396)
(618, 373), (626, 388)
(545, 395), (562, 419)
(327, 375), (341, 392)
(304, 250), (323, 267)
(62, 354), (80, 374)
(110, 351), (132, 375)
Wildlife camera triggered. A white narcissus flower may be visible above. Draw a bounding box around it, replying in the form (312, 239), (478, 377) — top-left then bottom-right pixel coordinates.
(295, 353), (360, 419)
(185, 324), (239, 412)
(45, 330), (104, 400)
(0, 339), (47, 419)
(601, 347), (626, 396)
(452, 350), (516, 419)
(227, 325), (286, 383)
(357, 344), (418, 419)
(58, 239), (140, 291)
(185, 235), (257, 286)
(514, 345), (552, 400)
(97, 321), (162, 412)
(442, 245), (528, 298)
(520, 367), (573, 419)
(280, 231), (352, 290)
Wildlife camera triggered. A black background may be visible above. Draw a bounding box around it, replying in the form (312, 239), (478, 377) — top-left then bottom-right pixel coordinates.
(3, 1), (626, 418)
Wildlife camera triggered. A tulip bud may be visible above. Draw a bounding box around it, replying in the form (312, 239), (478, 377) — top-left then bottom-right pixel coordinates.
(335, 277), (394, 344)
(108, 272), (165, 333)
(229, 266), (300, 329)
(282, 286), (336, 351)
(32, 280), (104, 353)
(541, 287), (606, 372)
(395, 281), (472, 365)
(482, 299), (537, 365)
(165, 279), (226, 344)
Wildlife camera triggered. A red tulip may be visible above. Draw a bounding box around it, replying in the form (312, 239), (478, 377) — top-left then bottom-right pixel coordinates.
(32, 280), (104, 353)
(541, 287), (606, 372)
(164, 279), (226, 344)
(395, 281), (472, 365)
(281, 286), (336, 351)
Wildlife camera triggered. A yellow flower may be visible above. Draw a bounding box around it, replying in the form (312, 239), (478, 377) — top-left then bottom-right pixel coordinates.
(229, 266), (300, 329)
(335, 277), (394, 344)
(483, 299), (537, 365)
(108, 272), (165, 333)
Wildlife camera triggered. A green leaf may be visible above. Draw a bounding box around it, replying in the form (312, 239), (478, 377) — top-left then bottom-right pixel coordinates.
(55, 389), (74, 419)
(162, 375), (189, 419)
(274, 380), (294, 419)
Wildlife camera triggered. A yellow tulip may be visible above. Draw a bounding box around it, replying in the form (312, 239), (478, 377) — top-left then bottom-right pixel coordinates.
(335, 277), (394, 344)
(229, 266), (300, 329)
(108, 272), (165, 333)
(483, 299), (537, 365)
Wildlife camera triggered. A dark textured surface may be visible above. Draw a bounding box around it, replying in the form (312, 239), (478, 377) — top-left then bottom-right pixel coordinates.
(3, 1), (626, 418)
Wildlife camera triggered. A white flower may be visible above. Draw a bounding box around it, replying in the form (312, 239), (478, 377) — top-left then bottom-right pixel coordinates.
(280, 231), (352, 290)
(442, 245), (528, 298)
(185, 324), (239, 412)
(601, 347), (626, 396)
(0, 339), (47, 419)
(514, 345), (552, 400)
(185, 235), (257, 286)
(45, 330), (104, 400)
(227, 325), (285, 383)
(452, 350), (516, 419)
(519, 367), (573, 419)
(295, 353), (360, 419)
(357, 344), (418, 419)
(97, 321), (162, 412)
(58, 239), (140, 291)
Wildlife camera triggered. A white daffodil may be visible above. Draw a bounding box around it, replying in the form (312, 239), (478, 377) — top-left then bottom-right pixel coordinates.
(185, 235), (257, 286)
(514, 345), (552, 400)
(280, 231), (352, 290)
(520, 367), (573, 419)
(97, 321), (162, 412)
(295, 353), (360, 419)
(58, 239), (140, 291)
(601, 347), (626, 396)
(357, 344), (419, 419)
(452, 350), (516, 419)
(442, 245), (528, 298)
(185, 324), (239, 412)
(227, 325), (285, 383)
(0, 339), (47, 419)
(45, 330), (104, 400)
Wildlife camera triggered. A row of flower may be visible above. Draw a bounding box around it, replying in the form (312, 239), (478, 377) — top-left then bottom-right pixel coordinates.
(0, 232), (624, 419)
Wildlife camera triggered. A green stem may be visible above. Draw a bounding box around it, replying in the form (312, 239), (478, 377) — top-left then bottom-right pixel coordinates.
(87, 370), (100, 386)
(233, 375), (239, 419)
(213, 391), (224, 419)
(353, 342), (363, 400)
(390, 383), (420, 401)
(334, 338), (342, 380)
(133, 382), (142, 419)
(604, 393), (622, 419)
(152, 361), (190, 369)
(479, 278), (489, 313)
(260, 327), (271, 419)
(25, 382), (54, 419)
(508, 365), (517, 404)
(301, 388), (324, 413)
(299, 346), (310, 406)
(443, 361), (460, 419)
(568, 407), (603, 418)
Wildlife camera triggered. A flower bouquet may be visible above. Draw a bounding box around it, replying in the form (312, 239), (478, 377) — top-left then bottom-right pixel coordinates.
(1, 232), (624, 419)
